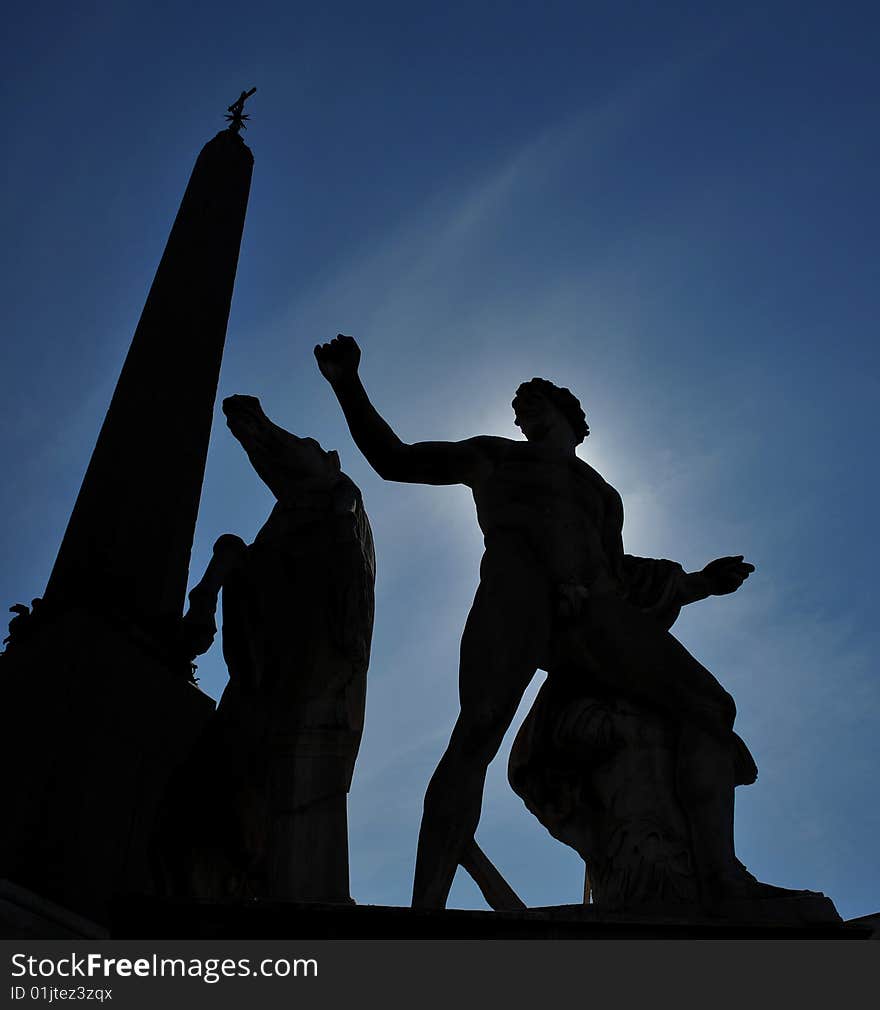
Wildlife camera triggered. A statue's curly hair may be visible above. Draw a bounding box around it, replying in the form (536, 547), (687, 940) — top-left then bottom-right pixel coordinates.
(512, 377), (589, 444)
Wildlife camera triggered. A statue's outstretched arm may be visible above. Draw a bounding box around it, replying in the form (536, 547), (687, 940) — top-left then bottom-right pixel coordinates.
(315, 334), (492, 486)
(604, 483), (754, 608)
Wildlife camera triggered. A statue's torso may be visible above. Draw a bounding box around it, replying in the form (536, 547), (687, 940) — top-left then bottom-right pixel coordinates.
(471, 440), (620, 588)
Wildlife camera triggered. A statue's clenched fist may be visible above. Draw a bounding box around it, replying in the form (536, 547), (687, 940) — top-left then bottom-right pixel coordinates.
(314, 334), (361, 388)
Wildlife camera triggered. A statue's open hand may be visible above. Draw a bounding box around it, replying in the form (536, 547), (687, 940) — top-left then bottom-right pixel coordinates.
(314, 334), (361, 387)
(700, 555), (755, 595)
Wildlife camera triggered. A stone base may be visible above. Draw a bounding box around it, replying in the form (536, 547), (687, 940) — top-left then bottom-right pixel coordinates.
(533, 890), (842, 928)
(846, 912), (880, 938)
(715, 889), (841, 926)
(0, 608), (215, 924)
(112, 896), (872, 940)
(530, 888), (843, 929)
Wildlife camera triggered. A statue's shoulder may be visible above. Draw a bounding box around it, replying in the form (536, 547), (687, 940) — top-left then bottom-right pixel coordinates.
(572, 455), (611, 486)
(467, 434), (517, 459)
(332, 471), (364, 509)
(572, 457), (623, 508)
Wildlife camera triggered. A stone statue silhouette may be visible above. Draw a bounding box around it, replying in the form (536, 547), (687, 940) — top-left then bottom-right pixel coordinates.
(154, 395), (375, 901)
(506, 595), (756, 911)
(315, 334), (772, 912)
(1, 599), (43, 652)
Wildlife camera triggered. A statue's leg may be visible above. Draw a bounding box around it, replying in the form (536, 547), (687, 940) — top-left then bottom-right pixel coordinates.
(675, 722), (740, 901)
(411, 556), (550, 910)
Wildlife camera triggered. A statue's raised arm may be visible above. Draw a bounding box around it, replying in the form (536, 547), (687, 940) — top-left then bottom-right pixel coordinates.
(315, 335), (492, 486)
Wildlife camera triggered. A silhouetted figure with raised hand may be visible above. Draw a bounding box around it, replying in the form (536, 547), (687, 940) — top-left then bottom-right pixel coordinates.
(315, 334), (762, 911)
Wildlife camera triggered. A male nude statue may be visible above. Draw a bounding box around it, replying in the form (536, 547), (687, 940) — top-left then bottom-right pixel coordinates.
(315, 334), (761, 910)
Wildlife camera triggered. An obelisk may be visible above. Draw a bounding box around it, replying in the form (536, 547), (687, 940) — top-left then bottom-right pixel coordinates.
(0, 94), (257, 929)
(43, 95), (255, 637)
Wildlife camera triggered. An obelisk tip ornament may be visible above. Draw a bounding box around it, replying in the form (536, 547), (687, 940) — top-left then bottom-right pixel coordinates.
(225, 87), (257, 133)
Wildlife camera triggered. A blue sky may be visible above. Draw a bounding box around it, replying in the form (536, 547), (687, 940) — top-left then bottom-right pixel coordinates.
(2, 2), (878, 919)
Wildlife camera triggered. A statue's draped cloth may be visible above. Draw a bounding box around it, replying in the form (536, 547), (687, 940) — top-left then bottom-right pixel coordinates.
(510, 552), (757, 835)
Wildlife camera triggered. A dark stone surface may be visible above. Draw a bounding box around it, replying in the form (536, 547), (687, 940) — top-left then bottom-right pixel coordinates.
(0, 609), (215, 924)
(846, 912), (880, 938)
(509, 661), (788, 915)
(0, 880), (109, 939)
(112, 897), (873, 940)
(154, 397), (375, 904)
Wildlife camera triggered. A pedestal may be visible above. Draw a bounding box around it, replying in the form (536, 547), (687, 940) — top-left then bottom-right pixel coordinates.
(0, 608), (215, 924)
